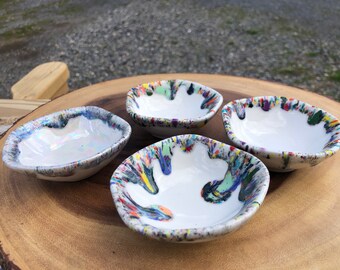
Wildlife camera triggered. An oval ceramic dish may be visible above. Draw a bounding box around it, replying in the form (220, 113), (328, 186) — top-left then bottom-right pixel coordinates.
(222, 96), (340, 172)
(110, 134), (270, 242)
(3, 106), (131, 181)
(126, 80), (223, 138)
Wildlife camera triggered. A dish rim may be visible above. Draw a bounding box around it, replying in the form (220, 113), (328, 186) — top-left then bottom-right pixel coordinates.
(110, 134), (270, 242)
(126, 79), (223, 128)
(222, 95), (340, 160)
(2, 106), (132, 174)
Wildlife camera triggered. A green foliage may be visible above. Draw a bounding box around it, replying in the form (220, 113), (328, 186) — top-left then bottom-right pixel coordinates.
(274, 65), (307, 76)
(245, 29), (260, 35)
(305, 51), (320, 57)
(329, 70), (340, 82)
(0, 24), (42, 39)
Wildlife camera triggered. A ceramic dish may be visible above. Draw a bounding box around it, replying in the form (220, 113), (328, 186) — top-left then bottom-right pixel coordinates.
(2, 106), (131, 181)
(110, 134), (270, 242)
(126, 80), (223, 138)
(222, 96), (340, 172)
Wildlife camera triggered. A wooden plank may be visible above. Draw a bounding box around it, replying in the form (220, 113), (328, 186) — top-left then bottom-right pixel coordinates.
(0, 74), (339, 269)
(0, 99), (49, 138)
(51, 82), (69, 99)
(0, 99), (49, 117)
(11, 62), (69, 100)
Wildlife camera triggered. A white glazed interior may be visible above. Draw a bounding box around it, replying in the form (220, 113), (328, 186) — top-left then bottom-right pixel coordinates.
(230, 106), (331, 153)
(18, 116), (123, 166)
(133, 85), (209, 119)
(125, 143), (244, 229)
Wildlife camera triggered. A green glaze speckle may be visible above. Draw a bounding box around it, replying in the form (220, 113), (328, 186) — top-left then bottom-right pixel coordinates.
(155, 86), (166, 95)
(308, 110), (324, 125)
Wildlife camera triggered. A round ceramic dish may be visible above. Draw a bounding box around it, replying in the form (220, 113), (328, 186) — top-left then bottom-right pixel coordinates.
(2, 106), (131, 181)
(110, 134), (270, 242)
(126, 80), (223, 138)
(222, 96), (340, 172)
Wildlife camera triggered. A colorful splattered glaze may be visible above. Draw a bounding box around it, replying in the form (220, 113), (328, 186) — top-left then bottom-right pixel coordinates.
(126, 80), (223, 138)
(3, 106), (131, 181)
(222, 96), (340, 171)
(110, 134), (269, 242)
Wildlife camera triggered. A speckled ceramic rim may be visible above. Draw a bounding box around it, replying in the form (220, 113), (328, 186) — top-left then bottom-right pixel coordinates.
(110, 134), (270, 242)
(2, 106), (132, 175)
(222, 96), (340, 161)
(126, 79), (223, 128)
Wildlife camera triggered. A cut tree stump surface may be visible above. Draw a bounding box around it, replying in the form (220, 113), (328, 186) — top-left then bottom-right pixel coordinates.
(0, 74), (339, 269)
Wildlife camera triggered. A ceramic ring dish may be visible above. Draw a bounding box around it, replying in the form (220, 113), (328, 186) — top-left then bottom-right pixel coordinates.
(222, 96), (340, 172)
(126, 79), (223, 138)
(2, 106), (131, 181)
(110, 134), (270, 242)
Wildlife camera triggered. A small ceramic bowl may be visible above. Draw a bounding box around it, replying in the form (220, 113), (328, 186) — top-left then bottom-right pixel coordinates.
(126, 80), (223, 138)
(2, 106), (131, 181)
(222, 96), (340, 172)
(110, 134), (269, 242)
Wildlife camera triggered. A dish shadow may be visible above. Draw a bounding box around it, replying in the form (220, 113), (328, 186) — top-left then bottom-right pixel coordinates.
(267, 171), (293, 194)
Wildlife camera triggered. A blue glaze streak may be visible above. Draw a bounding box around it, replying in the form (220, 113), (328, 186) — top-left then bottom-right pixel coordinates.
(156, 148), (172, 175)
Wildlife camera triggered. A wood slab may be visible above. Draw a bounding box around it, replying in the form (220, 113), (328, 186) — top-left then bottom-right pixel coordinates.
(1, 74), (339, 269)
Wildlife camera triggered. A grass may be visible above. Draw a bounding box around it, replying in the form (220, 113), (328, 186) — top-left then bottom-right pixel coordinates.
(0, 23), (43, 40)
(227, 40), (235, 46)
(57, 0), (84, 15)
(245, 29), (260, 35)
(60, 4), (84, 14)
(274, 17), (295, 32)
(22, 7), (39, 19)
(0, 1), (17, 28)
(7, 0), (83, 22)
(0, 19), (53, 41)
(329, 70), (340, 82)
(0, 39), (27, 53)
(305, 51), (320, 57)
(274, 65), (307, 76)
(208, 5), (247, 28)
(21, 1), (65, 19)
(272, 16), (314, 37)
(0, 14), (8, 28)
(294, 74), (314, 84)
(0, 0), (11, 8)
(0, 0), (56, 40)
(0, 0), (83, 44)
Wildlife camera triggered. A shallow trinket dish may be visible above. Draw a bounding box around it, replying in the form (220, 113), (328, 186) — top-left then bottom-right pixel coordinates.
(3, 106), (131, 181)
(222, 96), (340, 172)
(110, 134), (269, 242)
(126, 79), (223, 138)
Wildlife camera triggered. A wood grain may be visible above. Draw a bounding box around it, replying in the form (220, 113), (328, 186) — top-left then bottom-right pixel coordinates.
(0, 99), (49, 117)
(50, 82), (69, 99)
(1, 74), (339, 269)
(0, 99), (49, 138)
(11, 62), (69, 100)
